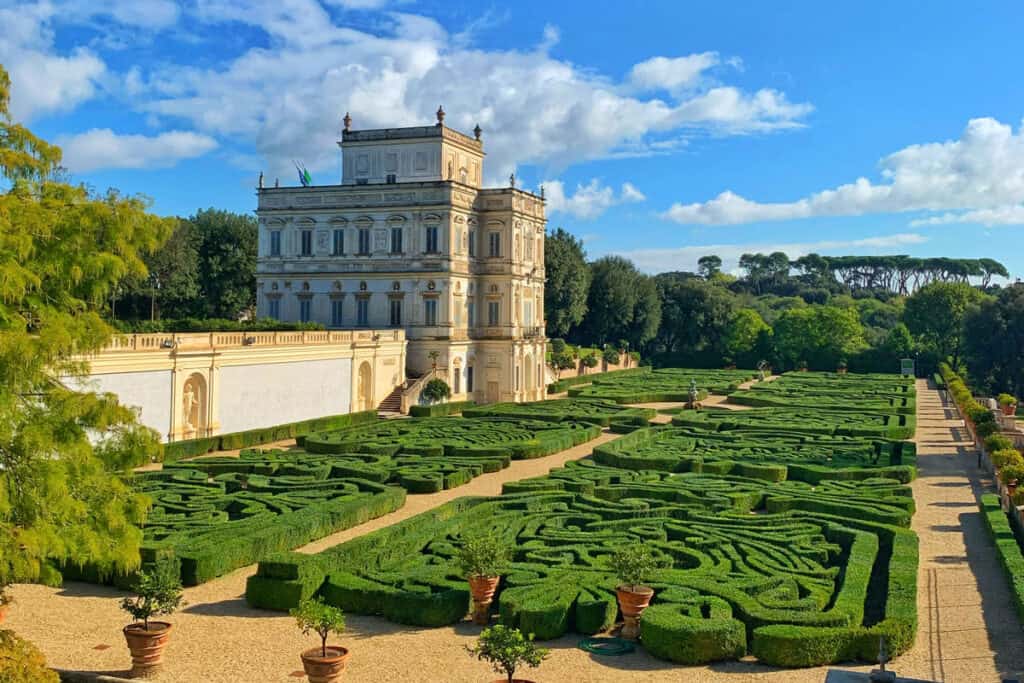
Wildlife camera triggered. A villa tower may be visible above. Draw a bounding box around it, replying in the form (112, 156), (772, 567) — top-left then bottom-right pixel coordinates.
(254, 109), (547, 404)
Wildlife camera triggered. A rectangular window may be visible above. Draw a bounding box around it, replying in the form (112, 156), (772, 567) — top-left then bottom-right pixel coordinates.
(424, 299), (437, 326)
(467, 298), (475, 328)
(468, 230), (476, 257)
(488, 232), (500, 258)
(425, 226), (438, 253)
(389, 299), (402, 327)
(331, 299), (343, 327)
(524, 300), (533, 326)
(358, 228), (370, 255)
(299, 298), (311, 322)
(270, 230), (281, 257)
(386, 173), (397, 184)
(300, 230), (312, 256)
(268, 298), (280, 319)
(488, 300), (499, 326)
(467, 366), (474, 393)
(390, 227), (403, 254)
(357, 298), (369, 326)
(332, 229), (344, 256)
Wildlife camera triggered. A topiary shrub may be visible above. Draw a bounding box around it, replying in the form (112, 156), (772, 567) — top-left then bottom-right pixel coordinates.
(468, 624), (549, 683)
(602, 347), (620, 365)
(422, 378), (451, 403)
(0, 631), (59, 683)
(581, 354), (599, 369)
(549, 338), (567, 355)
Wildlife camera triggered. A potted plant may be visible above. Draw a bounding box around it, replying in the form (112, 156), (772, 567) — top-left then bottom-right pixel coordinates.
(120, 561), (184, 678)
(0, 584), (11, 624)
(422, 378), (451, 404)
(610, 543), (658, 640)
(837, 359), (848, 375)
(581, 353), (598, 374)
(467, 624), (548, 683)
(797, 360), (809, 372)
(722, 356), (736, 370)
(291, 597), (349, 683)
(457, 533), (510, 625)
(998, 394), (1018, 417)
(428, 350), (440, 370)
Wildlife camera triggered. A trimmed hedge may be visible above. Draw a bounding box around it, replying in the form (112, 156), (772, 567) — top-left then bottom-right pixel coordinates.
(547, 366), (650, 394)
(161, 410), (378, 462)
(463, 398), (654, 428)
(566, 367), (756, 403)
(980, 493), (1024, 623)
(409, 401), (476, 417)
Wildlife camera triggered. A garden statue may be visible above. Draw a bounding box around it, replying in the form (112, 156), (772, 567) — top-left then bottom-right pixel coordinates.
(684, 379), (702, 411)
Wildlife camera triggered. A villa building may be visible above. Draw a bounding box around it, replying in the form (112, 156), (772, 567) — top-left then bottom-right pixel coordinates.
(254, 109), (548, 404)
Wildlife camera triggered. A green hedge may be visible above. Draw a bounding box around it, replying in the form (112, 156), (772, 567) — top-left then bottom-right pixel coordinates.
(547, 367), (650, 394)
(160, 410), (378, 462)
(980, 493), (1024, 623)
(409, 401), (476, 417)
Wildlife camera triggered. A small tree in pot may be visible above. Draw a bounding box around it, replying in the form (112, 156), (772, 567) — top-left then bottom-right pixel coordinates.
(837, 359), (848, 375)
(120, 560), (184, 678)
(292, 598), (349, 682)
(467, 624), (548, 683)
(998, 394), (1018, 417)
(580, 353), (598, 374)
(611, 543), (658, 640)
(422, 378), (451, 404)
(457, 533), (509, 624)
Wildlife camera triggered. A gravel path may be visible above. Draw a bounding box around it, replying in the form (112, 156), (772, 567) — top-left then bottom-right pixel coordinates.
(9, 379), (1024, 681)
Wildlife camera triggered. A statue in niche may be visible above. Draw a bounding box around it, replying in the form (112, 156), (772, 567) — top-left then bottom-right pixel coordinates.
(182, 381), (199, 431)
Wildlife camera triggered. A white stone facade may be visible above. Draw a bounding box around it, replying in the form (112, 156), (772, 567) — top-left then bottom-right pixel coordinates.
(255, 116), (547, 403)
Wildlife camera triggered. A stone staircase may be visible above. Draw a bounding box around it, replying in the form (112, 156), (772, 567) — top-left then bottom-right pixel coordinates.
(377, 384), (404, 417)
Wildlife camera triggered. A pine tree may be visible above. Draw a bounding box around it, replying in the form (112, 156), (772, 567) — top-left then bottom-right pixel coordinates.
(0, 65), (173, 585)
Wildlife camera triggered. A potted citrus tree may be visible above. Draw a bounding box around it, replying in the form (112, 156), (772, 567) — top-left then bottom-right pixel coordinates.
(581, 353), (598, 374)
(837, 359), (848, 375)
(291, 597), (349, 682)
(120, 561), (184, 678)
(467, 624), (548, 683)
(998, 394), (1018, 417)
(611, 543), (658, 640)
(457, 533), (510, 625)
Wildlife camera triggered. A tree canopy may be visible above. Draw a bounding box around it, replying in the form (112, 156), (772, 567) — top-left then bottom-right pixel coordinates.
(543, 228), (589, 337)
(0, 65), (167, 585)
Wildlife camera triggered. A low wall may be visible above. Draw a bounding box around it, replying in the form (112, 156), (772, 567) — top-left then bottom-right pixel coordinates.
(69, 329), (406, 442)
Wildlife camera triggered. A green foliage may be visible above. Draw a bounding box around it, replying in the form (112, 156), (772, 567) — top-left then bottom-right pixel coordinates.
(904, 281), (986, 364)
(723, 308), (771, 366)
(0, 66), (164, 586)
(468, 625), (549, 683)
(292, 597), (346, 658)
(964, 283), (1024, 399)
(998, 393), (1018, 407)
(120, 560), (184, 629)
(544, 229), (590, 337)
(549, 338), (567, 355)
(602, 346), (620, 364)
(773, 306), (867, 371)
(421, 378), (452, 403)
(654, 274), (736, 356)
(0, 630), (59, 683)
(190, 208), (259, 319)
(610, 543), (658, 589)
(579, 256), (661, 348)
(456, 533), (509, 578)
(640, 600), (746, 664)
(465, 398), (653, 428)
(581, 353), (599, 368)
(980, 494), (1024, 624)
(569, 367), (754, 403)
(408, 401), (475, 417)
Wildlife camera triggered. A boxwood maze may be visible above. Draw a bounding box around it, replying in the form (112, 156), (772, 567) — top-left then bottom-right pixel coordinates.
(568, 368), (758, 403)
(592, 424), (916, 484)
(672, 406), (915, 441)
(728, 372), (916, 415)
(463, 398), (655, 431)
(247, 458), (917, 667)
(302, 416), (601, 460)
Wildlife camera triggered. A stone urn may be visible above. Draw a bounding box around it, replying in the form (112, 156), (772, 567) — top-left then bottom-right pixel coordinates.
(1002, 403), (1017, 416)
(123, 621), (172, 678)
(300, 646), (350, 683)
(468, 575), (500, 625)
(616, 585), (654, 640)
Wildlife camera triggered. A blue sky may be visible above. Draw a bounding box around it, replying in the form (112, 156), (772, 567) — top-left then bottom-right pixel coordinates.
(4, 0), (1024, 277)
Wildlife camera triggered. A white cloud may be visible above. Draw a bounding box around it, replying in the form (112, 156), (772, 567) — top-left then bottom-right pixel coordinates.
(628, 52), (722, 92)
(663, 117), (1024, 226)
(543, 179), (646, 220)
(58, 129), (218, 172)
(614, 233), (929, 274)
(125, 3), (809, 179)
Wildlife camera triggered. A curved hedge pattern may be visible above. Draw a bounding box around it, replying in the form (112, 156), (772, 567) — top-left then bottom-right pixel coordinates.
(567, 368), (758, 404)
(728, 371), (917, 416)
(463, 398), (655, 429)
(247, 456), (917, 667)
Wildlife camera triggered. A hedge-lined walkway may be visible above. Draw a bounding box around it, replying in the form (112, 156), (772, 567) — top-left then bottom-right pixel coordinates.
(885, 379), (1024, 682)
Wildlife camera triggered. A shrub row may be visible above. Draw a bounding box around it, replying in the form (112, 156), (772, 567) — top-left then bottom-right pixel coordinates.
(463, 398), (654, 428)
(408, 401), (476, 417)
(565, 367), (756, 404)
(980, 493), (1024, 623)
(161, 410), (378, 462)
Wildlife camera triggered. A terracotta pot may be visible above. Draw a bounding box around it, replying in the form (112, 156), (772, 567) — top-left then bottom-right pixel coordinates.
(1002, 404), (1017, 416)
(837, 368), (848, 375)
(123, 621), (172, 679)
(300, 646), (350, 683)
(616, 585), (654, 640)
(0, 603), (7, 625)
(468, 575), (500, 625)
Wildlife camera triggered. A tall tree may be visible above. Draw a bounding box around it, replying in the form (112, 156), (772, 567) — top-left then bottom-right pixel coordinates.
(543, 228), (590, 337)
(654, 275), (735, 355)
(119, 219), (201, 321)
(903, 281), (986, 366)
(0, 65), (167, 585)
(964, 283), (1024, 398)
(190, 208), (258, 319)
(723, 308), (771, 366)
(580, 256), (660, 349)
(697, 255), (722, 280)
(772, 305), (867, 370)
